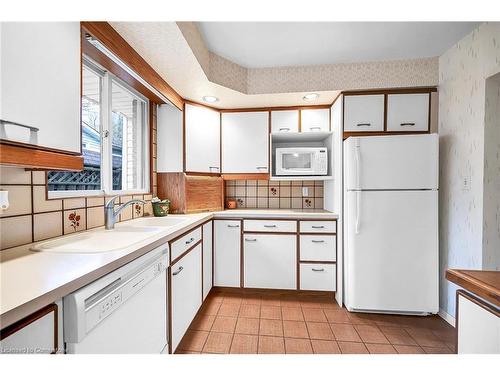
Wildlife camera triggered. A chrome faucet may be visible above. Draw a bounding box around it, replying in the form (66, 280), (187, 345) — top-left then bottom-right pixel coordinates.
(105, 196), (146, 230)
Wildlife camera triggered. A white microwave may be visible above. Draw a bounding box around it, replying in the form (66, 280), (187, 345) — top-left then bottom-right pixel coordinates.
(275, 147), (328, 176)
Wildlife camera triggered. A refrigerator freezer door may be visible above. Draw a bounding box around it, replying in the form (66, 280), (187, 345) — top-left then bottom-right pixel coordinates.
(344, 134), (439, 190)
(345, 190), (438, 314)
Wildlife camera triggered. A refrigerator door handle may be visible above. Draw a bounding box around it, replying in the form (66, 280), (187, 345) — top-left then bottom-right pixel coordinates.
(354, 138), (361, 189)
(355, 190), (361, 234)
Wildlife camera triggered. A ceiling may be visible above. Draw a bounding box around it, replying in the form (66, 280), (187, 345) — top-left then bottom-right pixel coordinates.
(196, 22), (478, 68)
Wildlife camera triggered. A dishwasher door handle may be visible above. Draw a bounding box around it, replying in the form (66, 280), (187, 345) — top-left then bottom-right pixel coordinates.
(172, 266), (184, 276)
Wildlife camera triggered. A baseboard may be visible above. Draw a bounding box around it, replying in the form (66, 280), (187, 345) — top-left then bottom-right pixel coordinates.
(438, 308), (456, 327)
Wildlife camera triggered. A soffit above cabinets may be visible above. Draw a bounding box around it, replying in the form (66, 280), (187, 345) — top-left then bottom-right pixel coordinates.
(109, 22), (477, 109)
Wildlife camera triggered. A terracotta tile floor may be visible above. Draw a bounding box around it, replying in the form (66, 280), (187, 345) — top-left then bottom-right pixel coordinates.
(175, 290), (456, 354)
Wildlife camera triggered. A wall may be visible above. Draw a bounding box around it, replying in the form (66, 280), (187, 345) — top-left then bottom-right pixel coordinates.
(0, 117), (159, 251)
(225, 180), (324, 209)
(438, 22), (500, 317)
(483, 73), (500, 270)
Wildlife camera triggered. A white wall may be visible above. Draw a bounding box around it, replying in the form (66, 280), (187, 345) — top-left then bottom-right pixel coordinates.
(438, 22), (500, 317)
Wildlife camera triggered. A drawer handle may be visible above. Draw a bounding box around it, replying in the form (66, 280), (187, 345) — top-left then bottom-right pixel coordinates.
(311, 240), (325, 243)
(356, 123), (371, 127)
(185, 238), (195, 245)
(256, 166), (268, 170)
(172, 266), (184, 276)
(312, 268), (325, 272)
(279, 127), (290, 132)
(227, 224), (240, 228)
(309, 126), (321, 131)
(400, 122), (415, 126)
(263, 224), (277, 228)
(311, 225), (325, 229)
(245, 238), (257, 242)
(209, 166), (220, 170)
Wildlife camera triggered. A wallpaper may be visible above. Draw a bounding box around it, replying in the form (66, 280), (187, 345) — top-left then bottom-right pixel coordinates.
(438, 22), (500, 317)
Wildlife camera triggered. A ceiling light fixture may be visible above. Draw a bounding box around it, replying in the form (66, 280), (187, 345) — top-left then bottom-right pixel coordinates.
(203, 96), (219, 103)
(303, 93), (319, 101)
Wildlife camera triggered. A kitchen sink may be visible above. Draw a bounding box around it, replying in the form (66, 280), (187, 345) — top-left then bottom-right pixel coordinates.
(126, 216), (189, 227)
(31, 226), (163, 254)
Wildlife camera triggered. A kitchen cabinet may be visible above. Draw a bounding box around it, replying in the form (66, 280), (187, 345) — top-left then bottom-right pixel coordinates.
(184, 103), (221, 173)
(0, 22), (81, 154)
(300, 108), (330, 132)
(170, 226), (202, 261)
(202, 221), (213, 300)
(221, 111), (269, 174)
(0, 304), (58, 354)
(387, 93), (430, 132)
(271, 110), (299, 133)
(243, 234), (296, 290)
(170, 244), (202, 353)
(300, 235), (336, 262)
(300, 263), (336, 291)
(343, 94), (385, 132)
(214, 220), (241, 287)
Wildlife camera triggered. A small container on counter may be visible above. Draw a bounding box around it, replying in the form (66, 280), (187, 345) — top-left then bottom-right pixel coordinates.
(151, 197), (170, 217)
(226, 199), (237, 209)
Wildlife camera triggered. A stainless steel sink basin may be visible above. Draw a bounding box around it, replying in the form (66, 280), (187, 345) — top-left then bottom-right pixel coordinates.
(31, 226), (163, 254)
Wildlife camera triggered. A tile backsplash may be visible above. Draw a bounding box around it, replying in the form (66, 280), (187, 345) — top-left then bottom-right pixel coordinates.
(225, 180), (324, 209)
(0, 167), (155, 250)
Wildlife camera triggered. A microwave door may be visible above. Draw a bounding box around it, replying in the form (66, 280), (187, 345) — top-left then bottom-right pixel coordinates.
(281, 152), (314, 175)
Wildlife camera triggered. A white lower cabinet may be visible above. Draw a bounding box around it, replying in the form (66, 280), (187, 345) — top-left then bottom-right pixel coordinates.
(202, 221), (213, 300)
(0, 304), (58, 354)
(300, 263), (336, 291)
(170, 244), (202, 353)
(300, 235), (336, 262)
(214, 220), (241, 287)
(244, 234), (296, 290)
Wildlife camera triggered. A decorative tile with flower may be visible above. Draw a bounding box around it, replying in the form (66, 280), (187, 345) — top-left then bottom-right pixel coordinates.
(68, 211), (81, 232)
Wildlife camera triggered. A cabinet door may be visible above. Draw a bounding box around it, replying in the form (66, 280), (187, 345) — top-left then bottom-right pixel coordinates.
(221, 112), (269, 173)
(244, 234), (296, 290)
(0, 23), (81, 153)
(387, 94), (430, 132)
(301, 108), (330, 132)
(344, 95), (384, 132)
(185, 104), (221, 173)
(214, 220), (241, 287)
(0, 304), (57, 354)
(170, 244), (202, 353)
(271, 110), (299, 133)
(202, 221), (213, 300)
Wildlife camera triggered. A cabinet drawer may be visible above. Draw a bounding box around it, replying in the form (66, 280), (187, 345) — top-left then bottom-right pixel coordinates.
(300, 263), (336, 291)
(387, 94), (430, 132)
(170, 227), (202, 261)
(244, 219), (297, 233)
(300, 108), (330, 132)
(300, 220), (336, 233)
(271, 110), (299, 133)
(214, 220), (241, 287)
(300, 235), (336, 261)
(344, 95), (384, 132)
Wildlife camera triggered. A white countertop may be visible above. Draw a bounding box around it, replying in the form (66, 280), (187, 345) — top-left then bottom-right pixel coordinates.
(0, 209), (337, 329)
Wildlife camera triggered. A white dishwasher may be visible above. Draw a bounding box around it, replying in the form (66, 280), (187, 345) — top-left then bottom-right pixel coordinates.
(63, 244), (168, 354)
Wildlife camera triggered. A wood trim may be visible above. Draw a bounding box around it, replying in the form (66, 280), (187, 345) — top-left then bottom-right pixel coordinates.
(0, 303), (58, 354)
(299, 260), (337, 264)
(343, 130), (430, 140)
(170, 240), (202, 267)
(455, 289), (500, 354)
(446, 269), (500, 307)
(149, 102), (156, 194)
(219, 104), (332, 113)
(185, 171), (221, 177)
(167, 265), (172, 354)
(342, 87), (437, 96)
(0, 143), (83, 171)
(184, 99), (220, 112)
(222, 173), (269, 180)
(212, 286), (335, 299)
(81, 22), (184, 110)
(82, 34), (164, 104)
(240, 219), (244, 288)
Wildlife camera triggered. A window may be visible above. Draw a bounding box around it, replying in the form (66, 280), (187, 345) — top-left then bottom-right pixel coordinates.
(48, 57), (149, 197)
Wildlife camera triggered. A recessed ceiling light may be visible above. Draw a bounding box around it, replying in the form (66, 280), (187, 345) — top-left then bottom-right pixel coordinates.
(203, 96), (219, 103)
(303, 93), (319, 101)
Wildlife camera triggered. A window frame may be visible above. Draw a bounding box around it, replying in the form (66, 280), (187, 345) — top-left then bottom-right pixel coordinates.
(48, 56), (150, 199)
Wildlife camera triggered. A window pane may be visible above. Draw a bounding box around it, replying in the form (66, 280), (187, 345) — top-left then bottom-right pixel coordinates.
(48, 65), (102, 191)
(111, 80), (147, 191)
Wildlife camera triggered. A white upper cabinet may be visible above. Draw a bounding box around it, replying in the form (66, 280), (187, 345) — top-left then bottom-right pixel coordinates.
(387, 93), (430, 132)
(271, 110), (299, 133)
(221, 111), (269, 173)
(300, 108), (330, 132)
(157, 104), (183, 172)
(185, 104), (221, 173)
(0, 22), (81, 153)
(344, 95), (385, 132)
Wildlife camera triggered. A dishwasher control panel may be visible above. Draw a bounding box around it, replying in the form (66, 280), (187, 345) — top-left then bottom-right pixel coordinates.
(85, 258), (167, 333)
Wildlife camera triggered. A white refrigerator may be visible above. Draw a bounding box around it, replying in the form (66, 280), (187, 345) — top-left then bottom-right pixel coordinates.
(344, 134), (439, 315)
